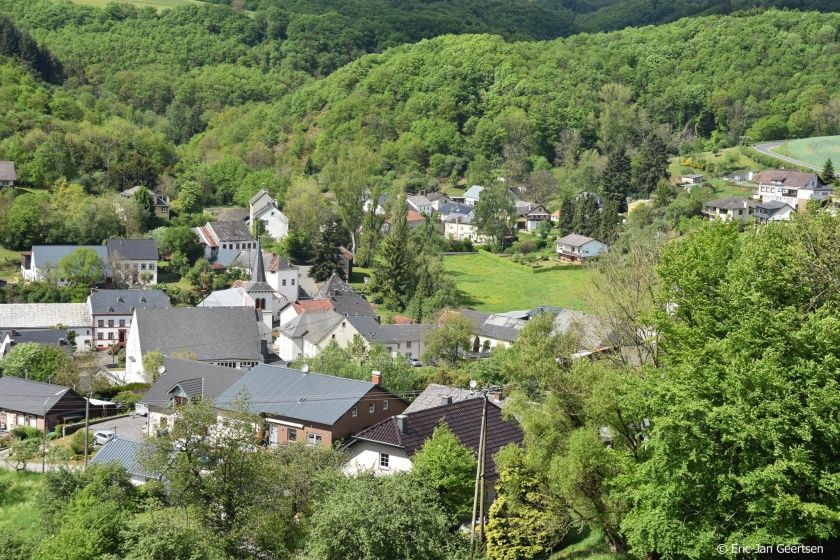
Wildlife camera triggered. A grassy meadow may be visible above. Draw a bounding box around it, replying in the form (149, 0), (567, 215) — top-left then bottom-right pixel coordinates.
(772, 135), (840, 168)
(443, 251), (593, 312)
(0, 470), (42, 542)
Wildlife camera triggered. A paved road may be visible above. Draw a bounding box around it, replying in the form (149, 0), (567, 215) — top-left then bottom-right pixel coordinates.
(87, 415), (147, 442)
(753, 141), (827, 173)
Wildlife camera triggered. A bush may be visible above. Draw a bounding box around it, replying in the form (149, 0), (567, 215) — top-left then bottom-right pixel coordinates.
(70, 429), (93, 458)
(0, 479), (11, 505)
(113, 390), (140, 408)
(10, 426), (42, 441)
(517, 239), (537, 254)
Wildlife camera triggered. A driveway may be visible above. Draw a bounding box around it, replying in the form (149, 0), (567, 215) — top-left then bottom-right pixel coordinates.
(87, 414), (147, 442)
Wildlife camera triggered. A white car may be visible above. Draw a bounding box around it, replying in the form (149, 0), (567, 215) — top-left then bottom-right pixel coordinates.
(93, 430), (116, 446)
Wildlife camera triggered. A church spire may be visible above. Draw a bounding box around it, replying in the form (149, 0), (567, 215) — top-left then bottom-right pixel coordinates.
(252, 241), (266, 283)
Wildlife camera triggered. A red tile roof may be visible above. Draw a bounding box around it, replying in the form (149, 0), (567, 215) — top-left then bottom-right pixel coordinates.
(352, 397), (523, 481)
(293, 300), (334, 313)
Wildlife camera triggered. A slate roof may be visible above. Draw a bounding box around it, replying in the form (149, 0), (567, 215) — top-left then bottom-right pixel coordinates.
(0, 303), (90, 329)
(703, 196), (755, 211)
(0, 377), (81, 416)
(330, 295), (375, 317)
(106, 239), (159, 261)
(0, 329), (70, 352)
(557, 233), (598, 247)
(0, 160), (16, 182)
(347, 315), (393, 343)
(352, 397), (523, 481)
(438, 202), (472, 219)
(463, 185), (485, 200)
(89, 437), (162, 480)
(133, 307), (263, 362)
(197, 221), (254, 247)
(89, 289), (170, 315)
(426, 192), (450, 202)
(315, 273), (355, 299)
(279, 310), (344, 344)
(404, 384), (477, 414)
(754, 169), (821, 189)
(216, 363), (381, 426)
(755, 200), (793, 216)
(140, 357), (245, 412)
(198, 288), (246, 308)
(377, 323), (431, 343)
(31, 245), (109, 269)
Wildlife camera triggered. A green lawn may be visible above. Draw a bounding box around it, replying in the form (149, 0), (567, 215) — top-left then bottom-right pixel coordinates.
(772, 135), (840, 168)
(69, 0), (201, 9)
(0, 245), (21, 282)
(443, 251), (593, 312)
(0, 470), (43, 541)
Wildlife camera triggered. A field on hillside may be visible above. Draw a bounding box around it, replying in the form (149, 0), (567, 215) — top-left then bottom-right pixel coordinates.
(0, 470), (42, 542)
(772, 135), (840, 168)
(69, 0), (200, 9)
(443, 251), (593, 312)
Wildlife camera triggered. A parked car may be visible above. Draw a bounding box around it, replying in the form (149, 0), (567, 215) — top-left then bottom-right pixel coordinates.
(407, 357), (422, 367)
(93, 430), (116, 446)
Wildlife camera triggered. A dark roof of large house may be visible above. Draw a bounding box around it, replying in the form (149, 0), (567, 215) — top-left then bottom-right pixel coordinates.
(352, 397), (523, 481)
(556, 233), (599, 247)
(0, 160), (16, 181)
(347, 315), (392, 343)
(89, 289), (170, 315)
(210, 221), (254, 241)
(133, 307), (263, 362)
(216, 363), (389, 426)
(703, 196), (755, 211)
(0, 377), (82, 416)
(106, 239), (159, 261)
(753, 169), (821, 189)
(315, 273), (355, 299)
(330, 294), (375, 317)
(89, 437), (162, 480)
(140, 357), (245, 412)
(377, 323), (432, 343)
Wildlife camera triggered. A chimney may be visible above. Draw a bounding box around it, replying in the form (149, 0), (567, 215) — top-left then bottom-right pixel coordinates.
(396, 414), (407, 434)
(371, 370), (382, 385)
(440, 396), (453, 406)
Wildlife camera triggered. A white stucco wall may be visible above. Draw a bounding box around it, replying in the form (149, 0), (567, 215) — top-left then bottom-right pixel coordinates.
(344, 440), (413, 476)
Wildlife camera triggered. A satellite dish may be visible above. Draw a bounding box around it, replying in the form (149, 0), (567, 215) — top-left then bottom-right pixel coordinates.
(300, 364), (310, 373)
(469, 380), (477, 389)
(158, 365), (166, 375)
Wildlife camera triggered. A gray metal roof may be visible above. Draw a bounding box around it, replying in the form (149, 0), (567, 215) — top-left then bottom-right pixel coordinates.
(404, 384), (477, 414)
(215, 363), (377, 426)
(89, 437), (161, 480)
(463, 185), (484, 200)
(31, 245), (109, 269)
(140, 357), (245, 412)
(0, 161), (16, 181)
(0, 377), (79, 416)
(106, 239), (159, 261)
(89, 289), (170, 315)
(0, 303), (90, 329)
(134, 307), (263, 362)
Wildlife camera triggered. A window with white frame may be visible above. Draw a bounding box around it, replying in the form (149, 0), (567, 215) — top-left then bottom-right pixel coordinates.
(307, 433), (322, 446)
(369, 403), (375, 414)
(383, 400), (389, 411)
(351, 406), (358, 417)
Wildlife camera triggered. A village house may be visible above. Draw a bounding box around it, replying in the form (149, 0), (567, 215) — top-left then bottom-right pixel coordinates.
(384, 209), (427, 231)
(0, 160), (16, 187)
(0, 377), (93, 432)
(556, 233), (609, 262)
(753, 169), (833, 210)
(702, 196), (756, 223)
(137, 356), (245, 436)
(194, 220), (256, 260)
(443, 211), (488, 243)
(0, 329), (71, 357)
(215, 365), (408, 447)
(21, 245), (111, 284)
(343, 397), (524, 494)
(462, 185), (484, 206)
(426, 192), (452, 211)
(249, 189), (289, 241)
(0, 303), (92, 348)
(119, 186), (171, 219)
(89, 437), (164, 485)
(88, 288), (170, 349)
(461, 305), (613, 352)
(107, 238), (160, 286)
(754, 200), (795, 223)
(680, 174), (704, 186)
(125, 307), (265, 382)
(362, 193), (388, 215)
(515, 202), (551, 231)
(407, 194), (433, 215)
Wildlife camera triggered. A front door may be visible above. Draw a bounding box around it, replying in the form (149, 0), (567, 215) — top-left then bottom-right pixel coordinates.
(269, 424), (279, 445)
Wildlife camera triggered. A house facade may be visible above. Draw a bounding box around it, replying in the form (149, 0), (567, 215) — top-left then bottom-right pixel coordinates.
(194, 221), (257, 260)
(407, 194), (433, 215)
(556, 234), (608, 262)
(754, 169), (833, 210)
(22, 245), (111, 284)
(119, 186), (171, 219)
(702, 196), (756, 223)
(754, 200), (794, 223)
(88, 289), (170, 349)
(215, 365), (408, 447)
(0, 161), (16, 187)
(249, 189), (289, 241)
(107, 239), (160, 286)
(443, 213), (488, 243)
(515, 202), (551, 231)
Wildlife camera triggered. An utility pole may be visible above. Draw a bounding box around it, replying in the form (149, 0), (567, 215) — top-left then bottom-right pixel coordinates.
(469, 390), (489, 559)
(83, 392), (90, 470)
(42, 397), (49, 473)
